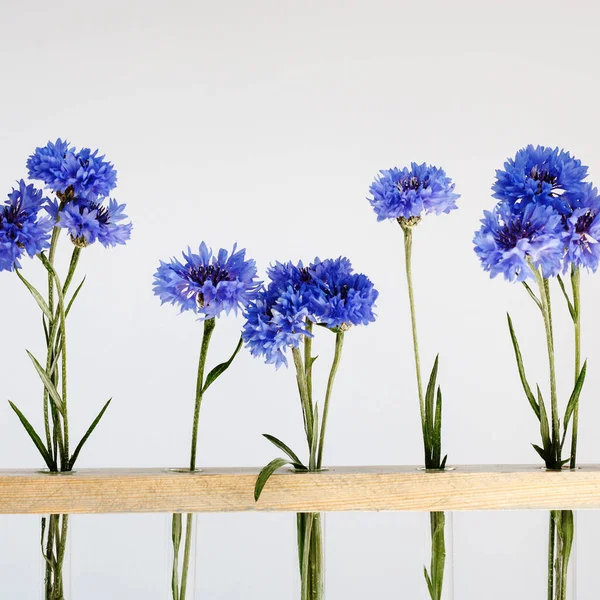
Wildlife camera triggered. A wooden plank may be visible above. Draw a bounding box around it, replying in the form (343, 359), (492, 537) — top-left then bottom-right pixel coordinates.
(1, 465), (600, 515)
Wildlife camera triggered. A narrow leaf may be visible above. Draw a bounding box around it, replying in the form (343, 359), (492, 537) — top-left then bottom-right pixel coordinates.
(254, 457), (293, 502)
(423, 567), (434, 598)
(563, 360), (587, 433)
(521, 281), (542, 311)
(440, 455), (448, 470)
(263, 434), (306, 469)
(15, 268), (53, 321)
(424, 355), (439, 448)
(507, 314), (539, 419)
(201, 337), (243, 394)
(69, 399), (112, 469)
(537, 386), (551, 456)
(433, 386), (443, 468)
(65, 277), (86, 318)
(556, 275), (576, 321)
(531, 443), (548, 462)
(26, 350), (65, 415)
(8, 401), (55, 470)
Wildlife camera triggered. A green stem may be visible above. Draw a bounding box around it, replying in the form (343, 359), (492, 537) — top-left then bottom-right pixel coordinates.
(534, 270), (560, 465)
(316, 331), (345, 469)
(304, 320), (314, 406)
(570, 266), (581, 469)
(300, 513), (314, 600)
(292, 346), (314, 451)
(309, 513), (324, 600)
(179, 513), (194, 600)
(548, 513), (555, 600)
(401, 225), (427, 444)
(189, 317), (216, 472)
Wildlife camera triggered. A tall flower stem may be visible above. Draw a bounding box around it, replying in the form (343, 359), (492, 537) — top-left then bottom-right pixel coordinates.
(316, 331), (345, 470)
(189, 317), (216, 472)
(172, 316), (216, 600)
(569, 266), (581, 469)
(534, 270), (575, 599)
(400, 224), (426, 435)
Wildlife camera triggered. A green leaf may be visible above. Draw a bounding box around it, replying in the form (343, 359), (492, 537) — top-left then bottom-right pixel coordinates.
(536, 386), (551, 457)
(262, 434), (306, 470)
(521, 281), (542, 311)
(423, 566), (434, 598)
(8, 401), (55, 470)
(563, 360), (587, 433)
(65, 277), (86, 318)
(69, 399), (112, 469)
(433, 387), (443, 468)
(507, 314), (539, 419)
(201, 337), (243, 394)
(556, 275), (576, 321)
(440, 455), (448, 470)
(531, 443), (548, 463)
(424, 355), (439, 448)
(26, 350), (65, 416)
(254, 457), (293, 502)
(15, 268), (53, 321)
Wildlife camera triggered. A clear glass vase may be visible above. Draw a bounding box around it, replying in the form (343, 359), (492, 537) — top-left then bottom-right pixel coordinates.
(165, 513), (197, 600)
(421, 511), (453, 600)
(297, 512), (325, 600)
(40, 514), (71, 600)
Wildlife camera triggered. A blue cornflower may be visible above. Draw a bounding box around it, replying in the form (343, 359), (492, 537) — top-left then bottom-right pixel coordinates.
(47, 197), (132, 248)
(562, 184), (600, 272)
(368, 162), (459, 222)
(473, 201), (566, 282)
(242, 257), (378, 368)
(27, 139), (117, 198)
(0, 180), (52, 272)
(492, 145), (588, 214)
(308, 257), (378, 329)
(153, 242), (261, 319)
(242, 260), (313, 368)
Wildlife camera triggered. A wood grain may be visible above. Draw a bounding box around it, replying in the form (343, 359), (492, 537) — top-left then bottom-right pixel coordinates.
(1, 465), (600, 514)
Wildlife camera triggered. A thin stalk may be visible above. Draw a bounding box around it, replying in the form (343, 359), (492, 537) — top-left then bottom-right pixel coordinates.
(316, 331), (345, 469)
(548, 513), (555, 600)
(189, 317), (216, 472)
(304, 320), (314, 406)
(401, 225), (427, 440)
(570, 266), (581, 469)
(179, 513), (194, 600)
(292, 346), (314, 449)
(309, 513), (324, 600)
(301, 513), (314, 600)
(534, 270), (560, 462)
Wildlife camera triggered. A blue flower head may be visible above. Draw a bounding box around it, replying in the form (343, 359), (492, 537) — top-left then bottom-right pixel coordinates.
(46, 196), (132, 248)
(492, 145), (588, 214)
(308, 257), (378, 329)
(242, 257), (378, 368)
(27, 139), (117, 199)
(0, 180), (52, 272)
(368, 162), (459, 222)
(153, 242), (261, 319)
(473, 201), (566, 282)
(562, 183), (600, 272)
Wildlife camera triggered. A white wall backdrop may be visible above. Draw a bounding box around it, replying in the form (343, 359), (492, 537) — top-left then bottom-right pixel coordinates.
(1, 0), (600, 597)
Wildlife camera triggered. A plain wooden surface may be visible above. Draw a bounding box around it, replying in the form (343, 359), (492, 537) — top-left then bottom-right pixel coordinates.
(1, 465), (600, 514)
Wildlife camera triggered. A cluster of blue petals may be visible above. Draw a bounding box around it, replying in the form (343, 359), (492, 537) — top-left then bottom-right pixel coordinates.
(368, 162), (459, 221)
(27, 139), (117, 199)
(23, 139), (131, 249)
(242, 257), (378, 369)
(153, 242), (262, 320)
(0, 181), (52, 271)
(475, 145), (600, 280)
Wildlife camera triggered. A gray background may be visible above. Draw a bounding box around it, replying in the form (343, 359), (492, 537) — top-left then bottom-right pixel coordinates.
(1, 0), (600, 597)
